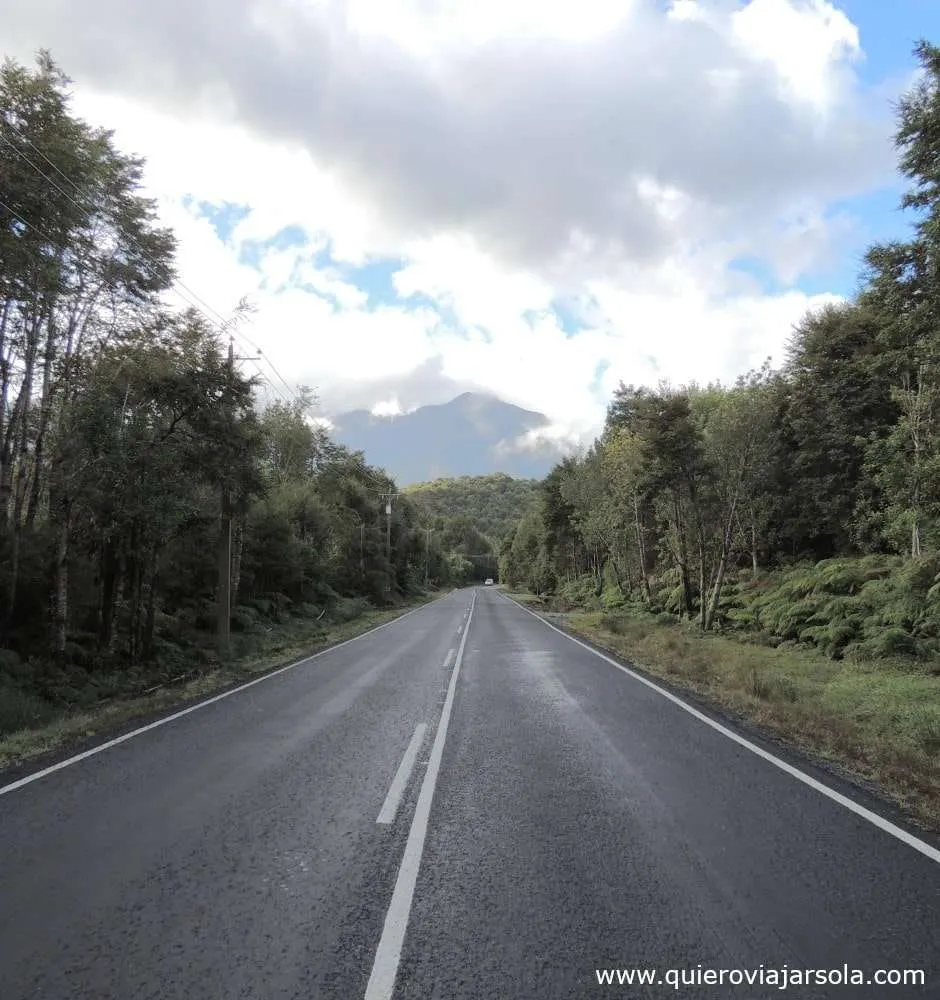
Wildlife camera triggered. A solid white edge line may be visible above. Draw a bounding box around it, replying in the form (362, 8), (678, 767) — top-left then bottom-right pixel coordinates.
(364, 592), (476, 1000)
(500, 592), (940, 867)
(0, 596), (445, 798)
(377, 723), (428, 825)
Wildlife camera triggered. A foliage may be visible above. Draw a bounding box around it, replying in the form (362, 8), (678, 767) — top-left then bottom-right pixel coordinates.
(0, 53), (508, 735)
(404, 473), (539, 543)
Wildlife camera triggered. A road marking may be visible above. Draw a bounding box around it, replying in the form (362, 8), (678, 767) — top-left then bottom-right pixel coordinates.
(377, 724), (427, 825)
(444, 647), (455, 667)
(0, 598), (444, 798)
(501, 593), (940, 867)
(364, 592), (476, 1000)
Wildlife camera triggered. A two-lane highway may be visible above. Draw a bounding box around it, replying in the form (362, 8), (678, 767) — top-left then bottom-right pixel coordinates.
(1, 587), (938, 998)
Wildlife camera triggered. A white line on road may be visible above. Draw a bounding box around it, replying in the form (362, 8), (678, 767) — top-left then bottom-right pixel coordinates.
(443, 647), (455, 667)
(0, 598), (444, 798)
(501, 593), (940, 866)
(377, 724), (427, 825)
(364, 592), (476, 1000)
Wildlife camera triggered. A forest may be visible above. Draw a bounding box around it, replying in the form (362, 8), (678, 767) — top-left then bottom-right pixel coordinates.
(405, 473), (539, 562)
(0, 53), (494, 738)
(501, 41), (940, 665)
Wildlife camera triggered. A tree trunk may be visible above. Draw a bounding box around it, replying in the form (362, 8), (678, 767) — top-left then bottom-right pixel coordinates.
(0, 298), (11, 496)
(143, 548), (159, 662)
(633, 493), (651, 604)
(911, 433), (922, 558)
(54, 499), (70, 656)
(704, 548), (729, 633)
(98, 535), (118, 649)
(593, 549), (606, 596)
(673, 493), (693, 619)
(130, 547), (144, 665)
(698, 534), (707, 631)
(231, 517), (243, 602)
(25, 310), (59, 526)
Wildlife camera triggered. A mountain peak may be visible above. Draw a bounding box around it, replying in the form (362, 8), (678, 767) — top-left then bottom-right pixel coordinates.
(330, 392), (562, 485)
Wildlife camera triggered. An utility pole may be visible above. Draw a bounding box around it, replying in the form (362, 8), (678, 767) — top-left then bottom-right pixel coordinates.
(385, 495), (392, 594)
(216, 338), (259, 659)
(424, 526), (432, 587)
(217, 338), (234, 660)
(359, 521), (365, 578)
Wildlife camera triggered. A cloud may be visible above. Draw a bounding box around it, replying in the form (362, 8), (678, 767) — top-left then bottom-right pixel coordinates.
(1, 0), (903, 445)
(4, 0), (894, 275)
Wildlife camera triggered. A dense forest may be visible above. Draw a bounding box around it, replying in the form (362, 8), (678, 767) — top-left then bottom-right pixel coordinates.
(0, 53), (496, 734)
(501, 41), (940, 667)
(405, 473), (539, 553)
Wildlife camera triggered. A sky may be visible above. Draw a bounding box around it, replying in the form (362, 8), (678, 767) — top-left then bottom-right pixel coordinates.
(3, 0), (939, 452)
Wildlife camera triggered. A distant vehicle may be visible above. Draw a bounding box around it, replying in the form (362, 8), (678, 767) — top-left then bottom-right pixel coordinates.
(484, 578), (494, 585)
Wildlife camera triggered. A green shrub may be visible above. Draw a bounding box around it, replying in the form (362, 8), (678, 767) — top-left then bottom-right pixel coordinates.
(231, 606), (261, 633)
(331, 597), (371, 623)
(855, 627), (918, 660)
(800, 621), (859, 658)
(600, 587), (626, 610)
(601, 613), (631, 635)
(0, 682), (58, 737)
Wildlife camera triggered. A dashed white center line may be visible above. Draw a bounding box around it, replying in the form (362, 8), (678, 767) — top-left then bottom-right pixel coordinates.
(443, 647), (455, 667)
(376, 724), (428, 826)
(364, 592), (476, 1000)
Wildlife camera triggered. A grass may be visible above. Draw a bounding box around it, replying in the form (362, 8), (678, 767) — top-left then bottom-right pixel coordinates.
(509, 592), (940, 832)
(0, 590), (449, 773)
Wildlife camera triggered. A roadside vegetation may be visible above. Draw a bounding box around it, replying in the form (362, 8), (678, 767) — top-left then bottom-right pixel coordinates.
(501, 42), (940, 830)
(0, 589), (446, 769)
(0, 53), (490, 755)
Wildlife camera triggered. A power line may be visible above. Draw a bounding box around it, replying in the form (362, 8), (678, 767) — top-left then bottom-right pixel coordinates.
(0, 196), (144, 304)
(2, 123), (302, 408)
(1, 194), (298, 418)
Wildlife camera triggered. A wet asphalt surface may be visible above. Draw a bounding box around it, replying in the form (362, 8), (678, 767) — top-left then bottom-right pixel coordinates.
(1, 587), (938, 999)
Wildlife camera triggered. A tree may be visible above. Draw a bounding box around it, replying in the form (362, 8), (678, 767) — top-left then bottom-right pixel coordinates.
(602, 428), (654, 602)
(695, 366), (776, 631)
(858, 40), (940, 557)
(0, 52), (176, 647)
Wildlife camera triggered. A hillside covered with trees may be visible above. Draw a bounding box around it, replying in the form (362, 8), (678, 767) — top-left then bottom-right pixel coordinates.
(502, 41), (940, 664)
(0, 54), (489, 736)
(405, 473), (540, 548)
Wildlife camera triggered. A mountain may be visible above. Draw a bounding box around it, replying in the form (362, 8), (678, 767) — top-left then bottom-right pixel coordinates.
(328, 392), (565, 485)
(404, 473), (542, 543)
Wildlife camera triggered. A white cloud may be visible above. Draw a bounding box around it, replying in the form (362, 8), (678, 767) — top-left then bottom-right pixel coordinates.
(370, 397), (405, 417)
(731, 0), (861, 113)
(1, 0), (901, 446)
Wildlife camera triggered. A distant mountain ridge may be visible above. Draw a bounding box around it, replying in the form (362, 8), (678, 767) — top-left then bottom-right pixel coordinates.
(328, 392), (564, 485)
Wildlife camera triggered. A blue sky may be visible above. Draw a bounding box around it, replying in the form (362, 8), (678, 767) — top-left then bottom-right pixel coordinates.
(812, 0), (940, 296)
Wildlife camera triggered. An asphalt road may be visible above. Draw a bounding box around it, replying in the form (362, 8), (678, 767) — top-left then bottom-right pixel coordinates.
(1, 587), (938, 999)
